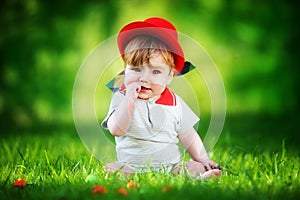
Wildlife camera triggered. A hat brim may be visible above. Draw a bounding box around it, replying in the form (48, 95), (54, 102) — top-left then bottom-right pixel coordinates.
(118, 21), (185, 73)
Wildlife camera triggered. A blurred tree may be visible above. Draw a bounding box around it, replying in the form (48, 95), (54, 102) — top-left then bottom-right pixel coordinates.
(0, 0), (119, 131)
(0, 0), (299, 134)
(169, 0), (299, 116)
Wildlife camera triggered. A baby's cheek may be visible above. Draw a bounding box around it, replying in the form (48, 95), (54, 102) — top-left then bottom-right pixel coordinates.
(151, 84), (166, 95)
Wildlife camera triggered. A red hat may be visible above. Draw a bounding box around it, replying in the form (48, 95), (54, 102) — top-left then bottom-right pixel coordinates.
(118, 17), (185, 73)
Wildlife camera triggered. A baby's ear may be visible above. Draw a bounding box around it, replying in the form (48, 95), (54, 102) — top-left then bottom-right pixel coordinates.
(166, 69), (174, 85)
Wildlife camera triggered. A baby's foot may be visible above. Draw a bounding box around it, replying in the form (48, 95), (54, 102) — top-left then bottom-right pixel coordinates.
(200, 169), (221, 179)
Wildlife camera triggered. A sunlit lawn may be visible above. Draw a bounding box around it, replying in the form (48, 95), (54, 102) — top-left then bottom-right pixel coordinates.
(1, 119), (300, 200)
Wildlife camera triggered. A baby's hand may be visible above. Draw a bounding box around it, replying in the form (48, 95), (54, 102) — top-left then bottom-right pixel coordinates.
(200, 159), (223, 171)
(125, 82), (141, 100)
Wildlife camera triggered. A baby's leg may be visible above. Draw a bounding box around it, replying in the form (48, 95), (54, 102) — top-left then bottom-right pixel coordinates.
(185, 161), (206, 177)
(104, 162), (135, 175)
(201, 169), (222, 179)
(172, 161), (221, 179)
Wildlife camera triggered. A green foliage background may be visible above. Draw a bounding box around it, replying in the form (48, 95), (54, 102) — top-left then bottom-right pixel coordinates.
(0, 0), (299, 147)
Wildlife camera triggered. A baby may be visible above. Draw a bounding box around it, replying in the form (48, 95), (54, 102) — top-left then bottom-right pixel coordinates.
(102, 17), (222, 178)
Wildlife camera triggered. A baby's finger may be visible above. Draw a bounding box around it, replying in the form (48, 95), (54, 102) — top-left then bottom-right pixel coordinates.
(136, 85), (141, 93)
(212, 164), (219, 169)
(212, 163), (224, 170)
(204, 165), (211, 171)
(209, 161), (220, 169)
(126, 82), (141, 98)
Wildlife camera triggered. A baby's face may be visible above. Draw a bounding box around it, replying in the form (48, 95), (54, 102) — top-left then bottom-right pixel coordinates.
(124, 52), (174, 99)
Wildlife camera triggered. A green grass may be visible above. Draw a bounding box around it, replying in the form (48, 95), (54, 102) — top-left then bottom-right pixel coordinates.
(1, 130), (299, 200)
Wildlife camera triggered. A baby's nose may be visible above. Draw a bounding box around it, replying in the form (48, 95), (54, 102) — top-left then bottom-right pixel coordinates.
(139, 71), (150, 82)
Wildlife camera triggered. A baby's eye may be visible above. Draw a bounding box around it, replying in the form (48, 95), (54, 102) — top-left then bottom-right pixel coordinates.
(153, 70), (161, 74)
(132, 67), (141, 72)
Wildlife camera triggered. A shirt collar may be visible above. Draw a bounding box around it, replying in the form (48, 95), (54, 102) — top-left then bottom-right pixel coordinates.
(155, 87), (176, 106)
(119, 84), (176, 106)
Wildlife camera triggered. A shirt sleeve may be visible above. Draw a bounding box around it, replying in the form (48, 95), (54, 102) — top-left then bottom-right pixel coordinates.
(177, 96), (200, 134)
(101, 92), (124, 129)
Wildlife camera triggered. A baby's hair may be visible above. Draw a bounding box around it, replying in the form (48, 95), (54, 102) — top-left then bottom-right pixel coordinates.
(124, 35), (175, 69)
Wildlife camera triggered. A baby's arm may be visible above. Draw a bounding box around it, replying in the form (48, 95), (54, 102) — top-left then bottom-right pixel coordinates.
(107, 82), (141, 136)
(178, 128), (220, 170)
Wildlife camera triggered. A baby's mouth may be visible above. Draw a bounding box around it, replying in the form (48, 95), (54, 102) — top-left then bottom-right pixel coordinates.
(140, 86), (151, 91)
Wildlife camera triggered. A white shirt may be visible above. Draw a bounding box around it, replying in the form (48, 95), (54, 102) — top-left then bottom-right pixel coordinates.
(101, 88), (199, 169)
